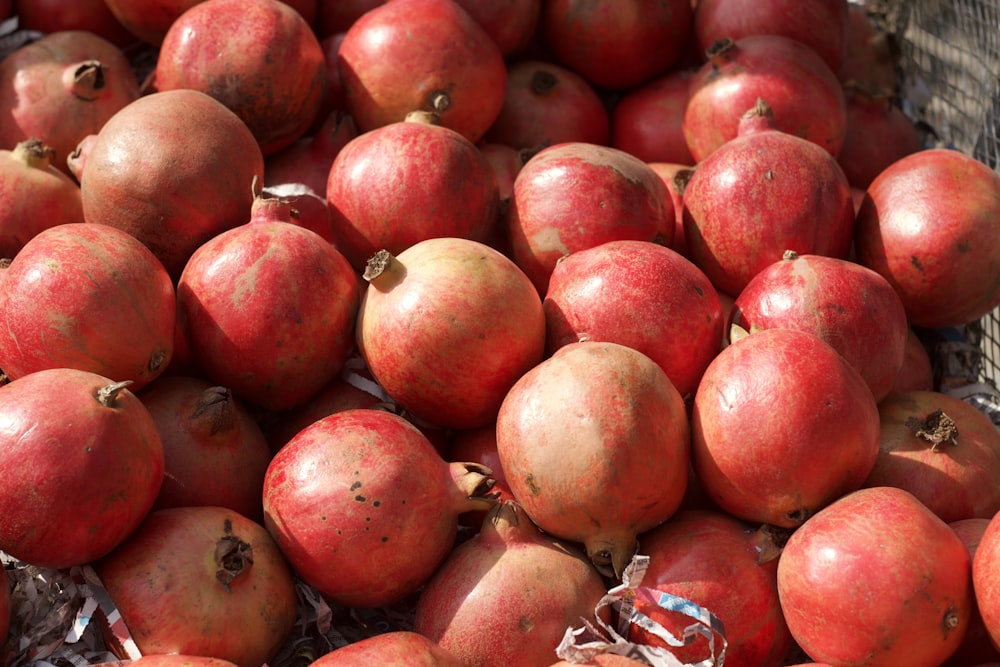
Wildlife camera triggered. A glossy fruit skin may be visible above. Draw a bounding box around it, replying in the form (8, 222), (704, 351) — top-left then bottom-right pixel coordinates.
(95, 506), (298, 667)
(356, 238), (545, 430)
(611, 68), (695, 165)
(692, 328), (880, 527)
(337, 0), (507, 142)
(496, 341), (690, 578)
(0, 368), (165, 569)
(79, 89), (264, 280)
(311, 631), (467, 667)
(778, 486), (973, 667)
(543, 239), (723, 399)
(0, 223), (175, 389)
(731, 252), (909, 402)
(854, 148), (1000, 328)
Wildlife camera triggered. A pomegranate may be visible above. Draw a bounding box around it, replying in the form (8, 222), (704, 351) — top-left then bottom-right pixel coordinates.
(414, 501), (609, 667)
(838, 3), (898, 91)
(683, 35), (847, 162)
(317, 0), (386, 38)
(0, 138), (84, 258)
(326, 112), (501, 271)
(177, 194), (360, 412)
(102, 0), (202, 45)
(628, 510), (794, 667)
(0, 368), (164, 569)
(337, 0), (507, 142)
(837, 84), (924, 188)
(265, 110), (358, 198)
(777, 486), (972, 666)
(888, 328), (936, 395)
(478, 141), (525, 203)
(975, 510), (1000, 663)
(692, 328), (880, 527)
(541, 0), (693, 90)
(861, 390), (1000, 523)
(854, 147), (1000, 328)
(138, 375), (274, 522)
(692, 0), (850, 72)
(95, 505), (298, 667)
(548, 658), (650, 667)
(449, 423), (516, 529)
(12, 0), (137, 47)
(356, 238), (545, 430)
(453, 0), (541, 56)
(610, 68), (695, 166)
(482, 59), (610, 150)
(944, 518), (1000, 667)
(110, 657), (239, 667)
(262, 408), (496, 608)
(731, 251), (909, 402)
(78, 89), (264, 280)
(496, 340), (690, 578)
(0, 223), (175, 389)
(0, 574), (7, 651)
(0, 30), (140, 176)
(154, 0), (327, 156)
(310, 631), (466, 667)
(648, 162), (691, 257)
(681, 100), (855, 297)
(506, 142), (670, 295)
(543, 239), (723, 399)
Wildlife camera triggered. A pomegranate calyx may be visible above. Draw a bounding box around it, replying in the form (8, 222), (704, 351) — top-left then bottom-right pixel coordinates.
(13, 138), (56, 169)
(751, 523), (793, 564)
(405, 110), (442, 126)
(363, 249), (406, 290)
(530, 69), (558, 96)
(96, 380), (134, 407)
(69, 61), (108, 101)
(148, 349), (168, 374)
(449, 460), (498, 513)
(905, 409), (959, 451)
(585, 532), (638, 580)
(705, 37), (736, 67)
(215, 517), (253, 592)
(191, 386), (237, 435)
(428, 90), (452, 114)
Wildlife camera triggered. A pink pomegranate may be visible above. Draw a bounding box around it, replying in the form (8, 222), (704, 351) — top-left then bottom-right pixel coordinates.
(692, 328), (880, 527)
(610, 68), (695, 165)
(326, 112), (501, 271)
(837, 85), (924, 188)
(0, 30), (140, 175)
(337, 0), (507, 142)
(78, 89), (264, 280)
(154, 0), (327, 156)
(854, 148), (1000, 328)
(262, 408), (497, 608)
(731, 251), (909, 402)
(0, 223), (175, 389)
(177, 194), (360, 412)
(356, 238), (545, 430)
(311, 632), (467, 667)
(683, 35), (847, 162)
(414, 501), (608, 667)
(543, 239), (723, 399)
(496, 340), (691, 578)
(0, 368), (164, 569)
(482, 59), (610, 150)
(682, 100), (855, 297)
(862, 390), (1000, 523)
(778, 486), (972, 666)
(506, 142), (671, 294)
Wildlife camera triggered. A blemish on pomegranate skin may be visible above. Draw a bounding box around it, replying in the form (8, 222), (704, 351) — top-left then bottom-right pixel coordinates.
(518, 616), (534, 633)
(910, 255), (924, 272)
(350, 481), (361, 491)
(525, 474), (541, 496)
(354, 495), (366, 502)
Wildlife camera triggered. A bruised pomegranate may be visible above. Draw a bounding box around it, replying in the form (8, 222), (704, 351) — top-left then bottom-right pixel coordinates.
(692, 328), (880, 527)
(414, 502), (608, 667)
(311, 632), (466, 667)
(496, 341), (690, 578)
(95, 506), (298, 667)
(682, 100), (854, 297)
(854, 148), (1000, 328)
(778, 486), (972, 666)
(0, 368), (164, 569)
(262, 408), (497, 608)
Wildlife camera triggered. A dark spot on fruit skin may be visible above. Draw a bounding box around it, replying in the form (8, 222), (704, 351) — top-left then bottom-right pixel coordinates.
(911, 255), (924, 272)
(518, 617), (534, 633)
(957, 240), (972, 254)
(525, 474), (541, 496)
(350, 481), (361, 491)
(381, 536), (389, 543)
(355, 495), (366, 502)
(372, 500), (381, 507)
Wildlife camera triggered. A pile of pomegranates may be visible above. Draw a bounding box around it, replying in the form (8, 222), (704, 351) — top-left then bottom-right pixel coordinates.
(0, 0), (999, 666)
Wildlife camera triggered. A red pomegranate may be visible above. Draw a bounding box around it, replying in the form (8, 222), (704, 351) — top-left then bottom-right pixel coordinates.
(861, 390), (1000, 523)
(541, 0), (693, 90)
(648, 162), (691, 257)
(682, 100), (855, 297)
(414, 501), (609, 667)
(888, 328), (935, 395)
(337, 0), (507, 142)
(453, 0), (541, 56)
(0, 368), (164, 569)
(838, 3), (898, 91)
(629, 510), (794, 667)
(177, 194), (360, 412)
(731, 251), (909, 402)
(0, 573), (8, 652)
(778, 486), (972, 666)
(265, 110), (358, 198)
(0, 30), (140, 175)
(105, 657), (239, 667)
(496, 341), (691, 578)
(12, 0), (137, 47)
(154, 0), (327, 156)
(683, 35), (847, 162)
(102, 0), (202, 45)
(837, 84), (924, 188)
(610, 68), (695, 165)
(78, 89), (264, 280)
(356, 238), (545, 430)
(326, 112), (501, 271)
(311, 632), (467, 667)
(449, 423), (516, 529)
(943, 518), (1000, 667)
(482, 59), (610, 150)
(854, 148), (1000, 328)
(543, 239), (723, 399)
(0, 223), (175, 389)
(95, 505), (298, 667)
(317, 0), (386, 38)
(692, 328), (881, 527)
(262, 408), (497, 608)
(973, 512), (1000, 662)
(507, 142), (670, 294)
(0, 139), (84, 258)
